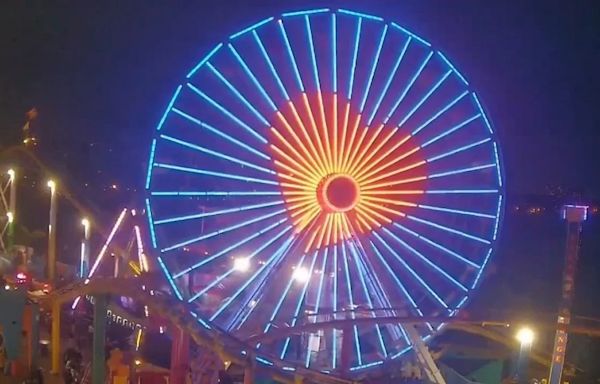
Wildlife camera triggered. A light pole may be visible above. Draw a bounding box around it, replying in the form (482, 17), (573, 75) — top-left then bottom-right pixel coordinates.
(516, 327), (534, 384)
(80, 218), (90, 278)
(7, 168), (16, 248)
(47, 179), (57, 282)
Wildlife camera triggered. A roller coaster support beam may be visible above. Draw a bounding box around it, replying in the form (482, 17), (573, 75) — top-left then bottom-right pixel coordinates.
(405, 325), (446, 384)
(93, 294), (108, 384)
(549, 205), (588, 384)
(170, 325), (190, 384)
(50, 300), (61, 375)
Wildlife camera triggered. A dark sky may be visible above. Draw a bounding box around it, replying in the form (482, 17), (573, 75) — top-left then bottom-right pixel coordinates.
(1, 0), (600, 199)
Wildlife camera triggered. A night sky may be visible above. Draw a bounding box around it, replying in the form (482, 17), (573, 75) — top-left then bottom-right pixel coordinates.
(1, 1), (600, 200)
(2, 0), (600, 378)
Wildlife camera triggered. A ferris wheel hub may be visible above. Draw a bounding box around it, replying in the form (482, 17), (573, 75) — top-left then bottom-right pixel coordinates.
(318, 174), (360, 213)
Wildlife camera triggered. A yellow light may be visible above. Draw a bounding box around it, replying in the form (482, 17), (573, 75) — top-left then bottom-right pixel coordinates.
(293, 266), (310, 283)
(7, 212), (14, 223)
(7, 169), (15, 179)
(516, 327), (534, 345)
(233, 257), (251, 272)
(81, 218), (90, 228)
(134, 359), (142, 366)
(47, 179), (56, 190)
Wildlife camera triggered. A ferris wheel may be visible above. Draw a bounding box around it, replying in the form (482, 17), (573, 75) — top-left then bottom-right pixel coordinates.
(145, 8), (504, 373)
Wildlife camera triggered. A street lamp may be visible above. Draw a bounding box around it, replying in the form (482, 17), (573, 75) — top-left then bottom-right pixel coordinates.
(47, 179), (57, 281)
(515, 327), (534, 384)
(80, 218), (91, 278)
(293, 266), (310, 283)
(233, 257), (250, 272)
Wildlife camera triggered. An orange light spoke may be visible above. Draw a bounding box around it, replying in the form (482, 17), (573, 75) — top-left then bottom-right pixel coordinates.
(276, 113), (325, 176)
(361, 199), (406, 218)
(356, 145), (421, 183)
(276, 168), (318, 186)
(324, 213), (334, 247)
(353, 135), (413, 180)
(279, 182), (316, 192)
(361, 195), (416, 207)
(271, 127), (321, 177)
(360, 160), (426, 186)
(361, 190), (424, 196)
(271, 146), (320, 184)
(346, 123), (385, 176)
(300, 94), (330, 174)
(332, 94), (339, 172)
(349, 126), (397, 176)
(316, 214), (331, 249)
(355, 211), (374, 231)
(341, 114), (363, 172)
(338, 103), (351, 172)
(361, 176), (427, 191)
(356, 203), (391, 225)
(317, 92), (333, 173)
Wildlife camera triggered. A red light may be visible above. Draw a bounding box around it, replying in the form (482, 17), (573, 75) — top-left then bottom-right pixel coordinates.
(16, 272), (27, 280)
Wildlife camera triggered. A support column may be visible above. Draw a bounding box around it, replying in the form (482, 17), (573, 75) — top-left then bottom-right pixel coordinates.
(50, 300), (61, 375)
(170, 325), (190, 384)
(92, 295), (108, 384)
(243, 359), (255, 384)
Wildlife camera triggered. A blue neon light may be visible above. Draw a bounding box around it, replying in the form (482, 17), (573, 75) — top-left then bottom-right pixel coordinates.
(255, 357), (274, 366)
(332, 14), (337, 93)
(145, 198), (158, 249)
(472, 92), (494, 134)
(172, 108), (270, 160)
(359, 24), (388, 113)
(155, 163), (279, 185)
(341, 242), (363, 365)
(282, 8), (329, 17)
(305, 16), (322, 91)
(411, 90), (469, 135)
(205, 62), (270, 126)
(156, 85), (182, 131)
(155, 200), (284, 225)
(471, 248), (493, 289)
(152, 191), (281, 197)
(347, 18), (362, 100)
(277, 21), (305, 92)
(338, 9), (383, 22)
(428, 163), (495, 179)
(437, 51), (468, 86)
(157, 256), (183, 301)
(350, 360), (384, 371)
(426, 138), (491, 163)
(228, 43), (278, 111)
(398, 70), (452, 128)
(229, 17), (274, 40)
(420, 114), (482, 148)
(187, 83), (268, 143)
(493, 142), (503, 187)
(493, 194), (503, 240)
(407, 215), (491, 244)
(186, 44), (223, 78)
(145, 139), (157, 190)
(254, 29), (291, 100)
(390, 22), (431, 47)
(332, 245), (338, 369)
(426, 189), (498, 194)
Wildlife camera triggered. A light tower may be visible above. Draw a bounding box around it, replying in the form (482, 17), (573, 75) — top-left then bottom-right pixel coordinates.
(548, 204), (588, 384)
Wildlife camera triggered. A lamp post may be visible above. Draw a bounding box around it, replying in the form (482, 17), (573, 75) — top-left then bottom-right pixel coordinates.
(516, 327), (534, 384)
(7, 168), (16, 248)
(80, 218), (90, 278)
(47, 179), (57, 282)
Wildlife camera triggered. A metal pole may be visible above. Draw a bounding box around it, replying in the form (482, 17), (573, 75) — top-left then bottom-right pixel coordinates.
(516, 342), (531, 384)
(7, 168), (16, 248)
(51, 300), (61, 374)
(81, 218), (90, 278)
(47, 180), (57, 281)
(92, 294), (108, 384)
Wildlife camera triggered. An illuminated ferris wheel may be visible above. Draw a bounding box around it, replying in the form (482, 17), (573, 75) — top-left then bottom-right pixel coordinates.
(145, 8), (504, 373)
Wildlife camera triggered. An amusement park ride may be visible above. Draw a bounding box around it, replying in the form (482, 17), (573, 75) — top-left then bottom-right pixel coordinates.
(0, 7), (595, 384)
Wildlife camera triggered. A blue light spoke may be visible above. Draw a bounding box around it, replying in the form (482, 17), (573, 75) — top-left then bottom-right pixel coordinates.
(341, 242), (363, 366)
(437, 51), (468, 86)
(279, 250), (319, 361)
(302, 247), (329, 367)
(145, 198), (158, 249)
(156, 85), (183, 130)
(205, 62), (270, 126)
(187, 44), (223, 78)
(155, 200), (284, 225)
(427, 138), (491, 163)
(493, 142), (503, 187)
(228, 44), (278, 111)
(160, 134), (275, 174)
(172, 107), (269, 160)
(187, 225), (292, 303)
(187, 83), (267, 144)
(282, 8), (329, 17)
(229, 17), (274, 40)
(347, 18), (362, 100)
(397, 70), (452, 128)
(493, 194), (503, 240)
(145, 139), (157, 189)
(372, 232), (450, 310)
(411, 90), (469, 135)
(406, 215), (490, 244)
(471, 248), (493, 289)
(428, 163), (496, 179)
(338, 9), (383, 21)
(417, 204), (495, 219)
(367, 36), (411, 126)
(472, 92), (494, 133)
(277, 21), (304, 93)
(421, 114), (482, 148)
(161, 209), (286, 252)
(305, 16), (321, 90)
(392, 222), (480, 268)
(157, 256), (183, 301)
(383, 51), (434, 124)
(152, 191), (281, 197)
(332, 245), (338, 369)
(359, 25), (388, 112)
(426, 189), (497, 194)
(347, 243), (388, 357)
(210, 234), (296, 320)
(251, 31), (290, 101)
(174, 219), (288, 278)
(390, 22), (431, 47)
(332, 14), (337, 93)
(381, 228), (468, 292)
(154, 163), (278, 185)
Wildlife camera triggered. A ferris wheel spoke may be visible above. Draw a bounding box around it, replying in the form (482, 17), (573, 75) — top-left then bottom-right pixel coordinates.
(205, 62), (271, 126)
(174, 219), (289, 278)
(154, 200), (284, 225)
(277, 250), (320, 360)
(352, 136), (415, 182)
(372, 231), (450, 311)
(359, 159), (426, 187)
(151, 191), (282, 197)
(397, 70), (453, 129)
(425, 189), (498, 195)
(381, 227), (468, 292)
(426, 138), (491, 163)
(391, 222), (480, 268)
(210, 233), (297, 321)
(186, 83), (268, 144)
(159, 134), (275, 175)
(347, 242), (388, 357)
(366, 35), (412, 126)
(420, 113), (482, 148)
(383, 51), (434, 125)
(154, 163), (278, 185)
(406, 214), (490, 245)
(160, 209), (286, 252)
(428, 163), (496, 180)
(341, 241), (364, 366)
(171, 107), (269, 160)
(411, 90), (469, 136)
(359, 25), (388, 113)
(187, 225), (293, 303)
(416, 203), (496, 219)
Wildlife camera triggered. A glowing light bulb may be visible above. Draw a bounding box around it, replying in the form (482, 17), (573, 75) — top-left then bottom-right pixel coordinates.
(293, 267), (310, 283)
(234, 257), (251, 272)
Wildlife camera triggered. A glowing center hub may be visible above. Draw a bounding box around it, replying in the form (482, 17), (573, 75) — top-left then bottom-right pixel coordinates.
(319, 174), (360, 212)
